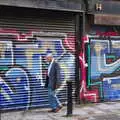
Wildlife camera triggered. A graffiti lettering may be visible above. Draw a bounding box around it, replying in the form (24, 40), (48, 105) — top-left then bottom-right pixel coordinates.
(0, 29), (75, 110)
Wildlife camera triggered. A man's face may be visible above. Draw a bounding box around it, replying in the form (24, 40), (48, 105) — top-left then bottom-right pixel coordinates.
(46, 56), (52, 62)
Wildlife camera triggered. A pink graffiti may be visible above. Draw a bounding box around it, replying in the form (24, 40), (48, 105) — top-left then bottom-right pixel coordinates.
(63, 34), (75, 53)
(96, 31), (119, 36)
(63, 34), (99, 102)
(0, 28), (39, 41)
(60, 34), (100, 102)
(79, 36), (99, 102)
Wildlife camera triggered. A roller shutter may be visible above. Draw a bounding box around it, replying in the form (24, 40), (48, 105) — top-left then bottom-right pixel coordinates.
(0, 7), (76, 110)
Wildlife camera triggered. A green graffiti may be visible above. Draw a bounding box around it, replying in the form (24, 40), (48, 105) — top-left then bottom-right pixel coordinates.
(87, 44), (103, 98)
(0, 66), (9, 71)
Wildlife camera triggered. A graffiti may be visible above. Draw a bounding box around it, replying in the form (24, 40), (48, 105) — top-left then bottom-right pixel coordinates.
(0, 41), (14, 65)
(0, 29), (75, 110)
(79, 34), (120, 102)
(91, 40), (120, 75)
(63, 34), (75, 53)
(96, 31), (119, 36)
(79, 36), (99, 103)
(88, 35), (120, 102)
(1, 27), (120, 110)
(103, 76), (120, 101)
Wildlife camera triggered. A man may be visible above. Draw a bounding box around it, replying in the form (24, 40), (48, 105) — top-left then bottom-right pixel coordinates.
(45, 53), (62, 113)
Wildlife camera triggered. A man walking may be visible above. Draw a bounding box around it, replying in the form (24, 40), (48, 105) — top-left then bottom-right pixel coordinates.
(45, 53), (62, 113)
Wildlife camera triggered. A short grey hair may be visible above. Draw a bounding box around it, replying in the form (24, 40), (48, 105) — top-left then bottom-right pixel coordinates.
(46, 53), (53, 57)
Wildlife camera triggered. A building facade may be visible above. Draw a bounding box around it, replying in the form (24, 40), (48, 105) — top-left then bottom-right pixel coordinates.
(0, 0), (120, 111)
(79, 0), (120, 103)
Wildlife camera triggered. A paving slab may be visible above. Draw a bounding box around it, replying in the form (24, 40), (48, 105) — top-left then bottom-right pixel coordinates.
(1, 101), (120, 120)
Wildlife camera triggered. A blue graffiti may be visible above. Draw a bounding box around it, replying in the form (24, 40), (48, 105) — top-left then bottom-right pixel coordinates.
(103, 76), (120, 101)
(0, 36), (75, 110)
(91, 39), (120, 79)
(1, 67), (30, 110)
(90, 38), (120, 101)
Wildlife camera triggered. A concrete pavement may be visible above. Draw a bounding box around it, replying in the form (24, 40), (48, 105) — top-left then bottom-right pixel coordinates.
(1, 101), (120, 120)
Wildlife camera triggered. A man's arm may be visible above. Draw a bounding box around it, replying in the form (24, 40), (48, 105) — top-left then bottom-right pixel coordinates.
(55, 62), (61, 87)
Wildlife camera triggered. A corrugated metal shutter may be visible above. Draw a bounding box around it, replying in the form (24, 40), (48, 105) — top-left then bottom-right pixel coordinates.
(0, 7), (76, 111)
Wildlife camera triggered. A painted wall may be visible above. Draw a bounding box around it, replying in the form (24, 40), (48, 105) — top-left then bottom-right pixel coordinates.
(0, 29), (75, 110)
(80, 26), (120, 102)
(0, 26), (120, 111)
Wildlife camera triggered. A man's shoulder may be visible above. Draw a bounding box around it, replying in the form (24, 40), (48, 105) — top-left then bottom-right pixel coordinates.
(53, 61), (59, 67)
(54, 61), (59, 65)
(53, 60), (57, 64)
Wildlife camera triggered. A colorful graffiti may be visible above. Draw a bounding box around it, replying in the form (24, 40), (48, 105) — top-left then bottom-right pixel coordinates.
(1, 27), (120, 110)
(80, 34), (120, 102)
(79, 36), (99, 102)
(0, 29), (75, 110)
(90, 36), (120, 101)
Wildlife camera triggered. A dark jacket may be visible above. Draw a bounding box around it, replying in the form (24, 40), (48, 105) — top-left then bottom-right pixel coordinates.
(45, 61), (60, 90)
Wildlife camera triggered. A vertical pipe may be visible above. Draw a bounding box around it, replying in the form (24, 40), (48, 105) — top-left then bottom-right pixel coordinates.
(75, 12), (85, 104)
(75, 13), (80, 104)
(67, 80), (73, 116)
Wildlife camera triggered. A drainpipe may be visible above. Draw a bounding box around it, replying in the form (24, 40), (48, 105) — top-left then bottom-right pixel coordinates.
(75, 12), (85, 104)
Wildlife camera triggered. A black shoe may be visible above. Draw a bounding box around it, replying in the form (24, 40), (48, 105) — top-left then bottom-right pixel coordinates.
(48, 109), (55, 112)
(54, 106), (63, 113)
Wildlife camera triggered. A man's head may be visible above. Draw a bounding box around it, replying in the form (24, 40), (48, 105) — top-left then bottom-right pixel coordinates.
(46, 53), (53, 62)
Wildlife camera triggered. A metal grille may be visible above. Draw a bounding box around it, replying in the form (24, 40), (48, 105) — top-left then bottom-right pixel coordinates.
(0, 8), (76, 111)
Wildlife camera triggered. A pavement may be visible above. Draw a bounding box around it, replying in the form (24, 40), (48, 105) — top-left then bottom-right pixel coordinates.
(1, 101), (120, 120)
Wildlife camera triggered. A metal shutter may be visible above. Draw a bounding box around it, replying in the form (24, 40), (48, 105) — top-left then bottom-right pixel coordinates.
(0, 7), (76, 111)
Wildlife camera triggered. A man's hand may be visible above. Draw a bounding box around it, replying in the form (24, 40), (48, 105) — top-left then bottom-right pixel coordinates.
(55, 84), (60, 89)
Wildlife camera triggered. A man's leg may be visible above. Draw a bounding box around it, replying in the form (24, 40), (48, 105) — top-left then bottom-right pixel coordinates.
(54, 90), (62, 108)
(48, 88), (62, 110)
(48, 87), (57, 110)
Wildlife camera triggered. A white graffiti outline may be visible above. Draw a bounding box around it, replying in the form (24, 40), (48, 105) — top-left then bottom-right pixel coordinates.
(79, 54), (88, 68)
(37, 35), (75, 93)
(0, 76), (14, 101)
(0, 41), (14, 65)
(103, 76), (120, 81)
(80, 80), (97, 102)
(5, 67), (30, 109)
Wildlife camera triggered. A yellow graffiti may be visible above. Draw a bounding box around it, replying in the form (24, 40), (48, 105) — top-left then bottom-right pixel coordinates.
(38, 40), (56, 55)
(1, 88), (12, 100)
(16, 77), (21, 83)
(112, 42), (120, 49)
(0, 43), (6, 59)
(94, 43), (104, 54)
(25, 41), (57, 68)
(112, 84), (120, 90)
(25, 48), (36, 68)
